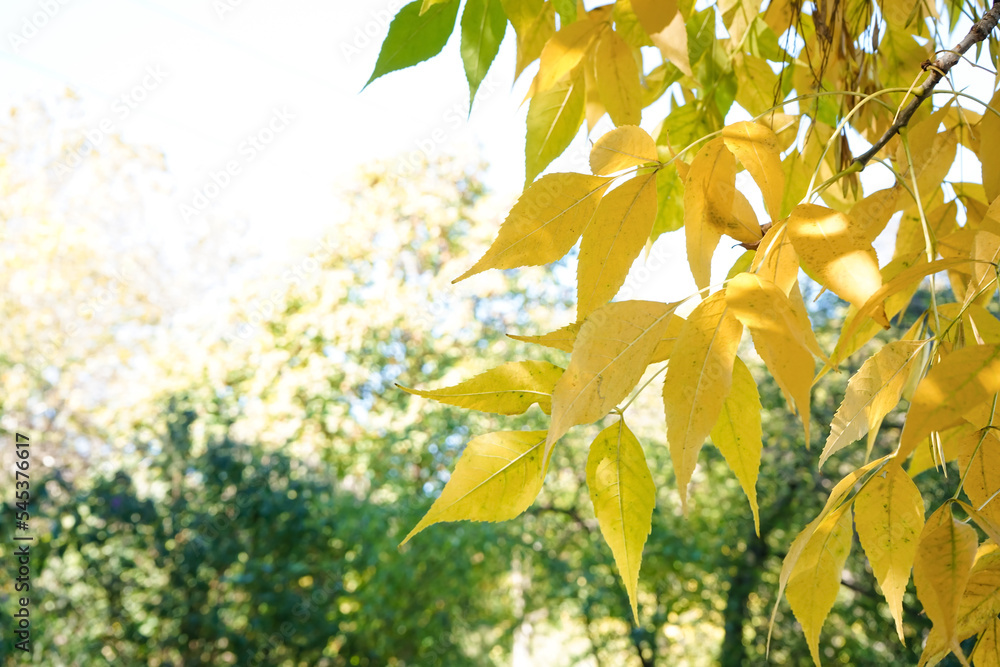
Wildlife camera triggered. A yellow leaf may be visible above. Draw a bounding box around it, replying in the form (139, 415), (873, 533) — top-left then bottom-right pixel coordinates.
(896, 197), (957, 260)
(981, 90), (1000, 202)
(854, 462), (925, 643)
(896, 107), (958, 206)
(786, 505), (854, 666)
(789, 281), (826, 361)
(662, 290), (743, 513)
(763, 0), (794, 34)
(851, 187), (901, 244)
(400, 430), (549, 546)
(735, 55), (781, 116)
(820, 340), (931, 467)
(730, 189), (762, 244)
(508, 322), (581, 352)
(710, 356), (762, 535)
(768, 457), (892, 652)
(420, 0), (452, 14)
(648, 313), (685, 363)
(908, 423), (971, 479)
(398, 360), (564, 415)
(898, 344), (1000, 461)
(970, 230), (1000, 303)
(577, 172), (658, 318)
(683, 139), (733, 288)
(826, 252), (929, 374)
(586, 418), (656, 622)
(719, 0), (760, 45)
(786, 203), (888, 326)
(921, 543), (1000, 666)
(502, 0), (556, 79)
(721, 121), (784, 221)
(630, 0), (691, 76)
(590, 125), (658, 176)
(914, 503), (978, 654)
(686, 138), (762, 247)
(957, 428), (1000, 528)
(583, 54), (606, 133)
(525, 66), (588, 185)
(594, 30), (641, 126)
(972, 618), (1000, 667)
(612, 0), (654, 48)
(958, 499), (1000, 548)
(725, 272), (814, 442)
(547, 300), (677, 459)
(534, 19), (600, 93)
(456, 172), (611, 281)
(750, 221), (798, 294)
(839, 257), (971, 355)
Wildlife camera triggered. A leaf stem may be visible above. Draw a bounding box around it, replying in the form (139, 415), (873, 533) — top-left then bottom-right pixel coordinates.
(618, 362), (669, 414)
(953, 393), (999, 500)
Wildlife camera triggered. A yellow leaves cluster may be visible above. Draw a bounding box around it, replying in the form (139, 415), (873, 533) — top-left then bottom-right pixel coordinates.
(514, 5), (656, 182)
(684, 122), (784, 288)
(397, 46), (1000, 654)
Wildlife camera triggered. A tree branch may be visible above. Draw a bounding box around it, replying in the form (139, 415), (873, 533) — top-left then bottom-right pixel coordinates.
(853, 0), (1000, 167)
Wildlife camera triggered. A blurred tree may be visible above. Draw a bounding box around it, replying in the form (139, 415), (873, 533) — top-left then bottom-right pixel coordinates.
(0, 97), (250, 468)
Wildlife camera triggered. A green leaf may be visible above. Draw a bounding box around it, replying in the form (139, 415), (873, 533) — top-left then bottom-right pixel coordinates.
(685, 6), (716, 68)
(552, 0), (577, 24)
(525, 64), (586, 185)
(587, 418), (656, 623)
(502, 0), (555, 79)
(745, 16), (783, 60)
(366, 0), (461, 88)
(651, 163), (684, 241)
(461, 0), (508, 106)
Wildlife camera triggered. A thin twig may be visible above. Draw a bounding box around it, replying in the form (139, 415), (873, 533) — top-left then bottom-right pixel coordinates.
(853, 0), (1000, 167)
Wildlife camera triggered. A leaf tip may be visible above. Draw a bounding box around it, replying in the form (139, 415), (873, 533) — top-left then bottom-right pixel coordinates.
(453, 265), (478, 284)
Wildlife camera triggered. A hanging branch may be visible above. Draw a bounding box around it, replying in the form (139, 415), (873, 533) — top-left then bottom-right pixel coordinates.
(853, 0), (1000, 167)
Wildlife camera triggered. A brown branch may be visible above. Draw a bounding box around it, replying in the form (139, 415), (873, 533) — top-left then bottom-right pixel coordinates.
(853, 0), (1000, 167)
(531, 504), (590, 530)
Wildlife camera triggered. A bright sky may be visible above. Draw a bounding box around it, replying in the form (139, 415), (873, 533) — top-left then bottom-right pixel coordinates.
(0, 0), (534, 238)
(0, 1), (995, 309)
